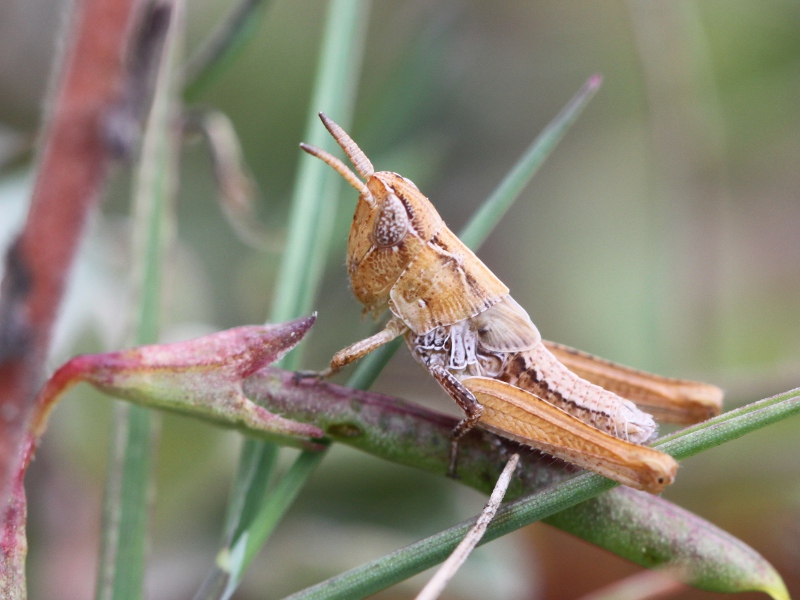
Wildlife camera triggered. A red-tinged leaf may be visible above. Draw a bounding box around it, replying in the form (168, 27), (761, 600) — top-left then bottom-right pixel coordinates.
(32, 316), (324, 449)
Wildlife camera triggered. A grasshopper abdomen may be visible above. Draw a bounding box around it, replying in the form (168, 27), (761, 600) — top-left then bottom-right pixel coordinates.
(405, 297), (657, 445)
(497, 343), (657, 444)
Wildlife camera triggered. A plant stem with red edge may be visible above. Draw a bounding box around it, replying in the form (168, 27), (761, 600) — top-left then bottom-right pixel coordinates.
(0, 0), (144, 506)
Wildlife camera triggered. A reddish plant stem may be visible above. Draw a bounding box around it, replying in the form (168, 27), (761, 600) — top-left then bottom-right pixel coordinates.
(0, 0), (144, 504)
(0, 437), (32, 600)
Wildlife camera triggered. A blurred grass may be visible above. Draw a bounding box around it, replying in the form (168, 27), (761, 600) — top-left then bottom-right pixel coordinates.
(95, 3), (184, 599)
(207, 1), (370, 598)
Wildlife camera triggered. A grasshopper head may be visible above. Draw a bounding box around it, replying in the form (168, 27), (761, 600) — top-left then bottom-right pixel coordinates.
(301, 114), (443, 316)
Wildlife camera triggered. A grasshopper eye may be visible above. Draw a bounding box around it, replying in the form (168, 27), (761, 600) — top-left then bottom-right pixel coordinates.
(373, 193), (409, 247)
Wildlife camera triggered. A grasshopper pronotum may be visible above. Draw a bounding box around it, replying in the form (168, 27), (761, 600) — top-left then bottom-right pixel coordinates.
(301, 113), (723, 494)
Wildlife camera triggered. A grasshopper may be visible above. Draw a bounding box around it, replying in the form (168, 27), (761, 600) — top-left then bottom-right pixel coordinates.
(301, 113), (723, 494)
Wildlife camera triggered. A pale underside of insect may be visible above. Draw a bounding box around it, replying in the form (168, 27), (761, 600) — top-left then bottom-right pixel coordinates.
(300, 113), (723, 494)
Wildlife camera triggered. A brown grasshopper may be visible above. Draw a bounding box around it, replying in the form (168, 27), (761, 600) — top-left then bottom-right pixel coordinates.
(301, 113), (723, 494)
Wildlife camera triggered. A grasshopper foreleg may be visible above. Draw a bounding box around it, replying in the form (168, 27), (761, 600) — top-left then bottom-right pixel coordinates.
(295, 317), (408, 381)
(429, 363), (484, 477)
(328, 316), (408, 374)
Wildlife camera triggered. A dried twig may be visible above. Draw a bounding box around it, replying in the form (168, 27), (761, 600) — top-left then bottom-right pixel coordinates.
(415, 453), (520, 600)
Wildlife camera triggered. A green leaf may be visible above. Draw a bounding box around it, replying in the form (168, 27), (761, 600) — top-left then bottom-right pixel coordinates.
(547, 487), (790, 600)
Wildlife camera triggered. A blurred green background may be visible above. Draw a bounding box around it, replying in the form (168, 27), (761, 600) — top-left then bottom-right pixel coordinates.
(1, 0), (799, 598)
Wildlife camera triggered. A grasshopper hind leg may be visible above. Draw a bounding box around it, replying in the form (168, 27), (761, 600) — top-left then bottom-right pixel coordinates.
(428, 363), (484, 477)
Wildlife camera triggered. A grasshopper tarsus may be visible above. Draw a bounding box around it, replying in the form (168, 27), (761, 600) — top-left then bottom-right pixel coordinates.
(447, 404), (485, 480)
(447, 439), (460, 479)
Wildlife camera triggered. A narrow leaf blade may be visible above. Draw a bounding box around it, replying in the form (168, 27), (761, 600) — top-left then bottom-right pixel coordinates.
(459, 74), (602, 249)
(209, 2), (371, 599)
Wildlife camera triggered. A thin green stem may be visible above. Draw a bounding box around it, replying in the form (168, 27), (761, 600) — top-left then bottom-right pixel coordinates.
(95, 2), (183, 599)
(269, 0), (369, 331)
(209, 2), (370, 598)
(223, 442), (279, 544)
(655, 387), (800, 457)
(459, 74), (601, 249)
(201, 451), (328, 600)
(183, 0), (272, 99)
(238, 451), (327, 573)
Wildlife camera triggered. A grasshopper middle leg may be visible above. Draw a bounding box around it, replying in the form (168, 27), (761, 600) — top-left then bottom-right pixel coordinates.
(429, 363), (484, 477)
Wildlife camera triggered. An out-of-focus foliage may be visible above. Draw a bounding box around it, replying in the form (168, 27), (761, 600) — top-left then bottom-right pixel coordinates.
(1, 1), (799, 599)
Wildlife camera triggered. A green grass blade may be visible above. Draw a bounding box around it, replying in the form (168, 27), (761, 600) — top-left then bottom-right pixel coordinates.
(223, 441), (278, 544)
(654, 387), (800, 457)
(285, 480), (616, 600)
(95, 3), (184, 599)
(209, 2), (370, 598)
(219, 450), (327, 599)
(193, 450), (328, 600)
(283, 388), (800, 600)
(459, 74), (601, 249)
(240, 450), (327, 569)
(269, 0), (369, 331)
(97, 405), (158, 600)
(347, 75), (602, 390)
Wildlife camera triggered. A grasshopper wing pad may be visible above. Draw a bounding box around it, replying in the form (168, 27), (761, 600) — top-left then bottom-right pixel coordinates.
(543, 341), (723, 424)
(463, 376), (677, 494)
(390, 228), (509, 334)
(472, 296), (541, 352)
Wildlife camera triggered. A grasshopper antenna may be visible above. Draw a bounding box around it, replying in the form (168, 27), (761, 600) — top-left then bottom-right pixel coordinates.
(299, 143), (373, 203)
(317, 112), (374, 179)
